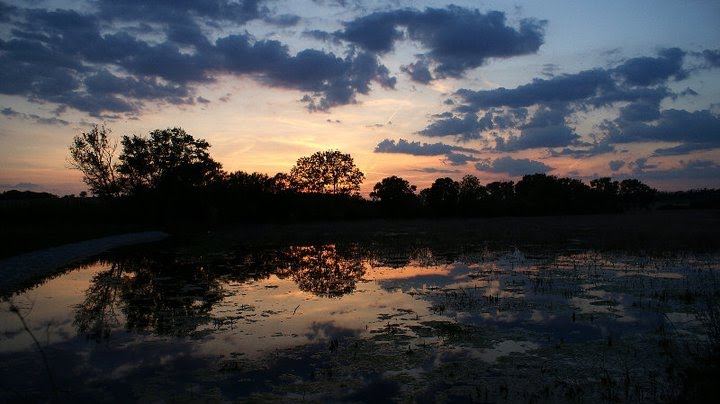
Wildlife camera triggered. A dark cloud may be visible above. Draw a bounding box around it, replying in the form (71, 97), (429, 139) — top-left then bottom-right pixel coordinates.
(96, 0), (270, 25)
(496, 124), (580, 151)
(607, 109), (720, 148)
(374, 138), (478, 156)
(653, 142), (720, 157)
(418, 111), (493, 141)
(549, 142), (615, 158)
(444, 152), (479, 166)
(1, 106), (69, 125)
(455, 69), (613, 109)
(613, 48), (687, 86)
(618, 100), (661, 122)
(264, 14), (301, 27)
(413, 167), (461, 174)
(0, 182), (41, 191)
(630, 159), (720, 182)
(495, 106), (580, 151)
(680, 87), (698, 97)
(475, 156), (553, 176)
(333, 6), (545, 78)
(541, 63), (560, 78)
(608, 160), (625, 171)
(418, 48), (709, 156)
(401, 59), (433, 84)
(0, 2), (16, 22)
(375, 138), (480, 166)
(84, 70), (191, 101)
(702, 49), (720, 68)
(0, 3), (396, 115)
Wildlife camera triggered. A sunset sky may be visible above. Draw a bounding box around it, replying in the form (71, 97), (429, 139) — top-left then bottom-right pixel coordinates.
(1, 0), (719, 196)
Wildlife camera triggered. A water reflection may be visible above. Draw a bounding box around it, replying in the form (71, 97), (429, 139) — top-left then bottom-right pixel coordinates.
(74, 256), (224, 339)
(277, 245), (365, 298)
(1, 241), (718, 402)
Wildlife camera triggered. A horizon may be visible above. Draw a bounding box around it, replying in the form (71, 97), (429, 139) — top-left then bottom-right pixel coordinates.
(1, 0), (719, 196)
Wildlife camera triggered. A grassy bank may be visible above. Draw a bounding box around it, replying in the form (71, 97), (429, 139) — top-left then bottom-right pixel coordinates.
(2, 208), (718, 259)
(172, 209), (720, 255)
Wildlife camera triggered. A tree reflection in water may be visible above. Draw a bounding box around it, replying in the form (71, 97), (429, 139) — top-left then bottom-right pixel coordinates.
(73, 261), (124, 341)
(73, 244), (370, 338)
(74, 255), (224, 339)
(276, 245), (366, 298)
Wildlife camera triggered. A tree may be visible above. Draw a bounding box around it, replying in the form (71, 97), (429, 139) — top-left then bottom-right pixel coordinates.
(420, 177), (460, 214)
(370, 175), (416, 202)
(619, 179), (656, 209)
(117, 127), (223, 194)
(590, 177), (620, 212)
(458, 174), (488, 213)
(370, 175), (417, 216)
(289, 150), (364, 195)
(68, 124), (120, 197)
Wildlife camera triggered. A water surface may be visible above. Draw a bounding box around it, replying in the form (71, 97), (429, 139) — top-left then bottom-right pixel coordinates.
(1, 241), (718, 402)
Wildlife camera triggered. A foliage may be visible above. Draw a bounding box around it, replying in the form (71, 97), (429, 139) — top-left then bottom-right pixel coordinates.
(289, 150), (365, 195)
(420, 177), (460, 215)
(458, 174), (488, 213)
(370, 175), (418, 216)
(370, 175), (416, 202)
(69, 126), (223, 197)
(68, 124), (120, 198)
(118, 127), (223, 194)
(619, 178), (657, 209)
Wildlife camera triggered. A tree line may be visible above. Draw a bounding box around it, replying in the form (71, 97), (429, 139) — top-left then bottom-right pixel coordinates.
(63, 125), (714, 225)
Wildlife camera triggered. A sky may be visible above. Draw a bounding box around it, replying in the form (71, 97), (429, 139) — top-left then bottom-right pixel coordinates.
(0, 0), (719, 196)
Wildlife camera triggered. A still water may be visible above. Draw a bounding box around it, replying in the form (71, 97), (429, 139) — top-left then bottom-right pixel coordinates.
(1, 241), (718, 402)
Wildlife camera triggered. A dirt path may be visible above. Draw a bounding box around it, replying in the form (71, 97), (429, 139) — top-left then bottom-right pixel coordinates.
(0, 231), (169, 296)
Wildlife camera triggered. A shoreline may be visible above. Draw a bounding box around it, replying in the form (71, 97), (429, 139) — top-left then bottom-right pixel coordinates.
(0, 231), (169, 296)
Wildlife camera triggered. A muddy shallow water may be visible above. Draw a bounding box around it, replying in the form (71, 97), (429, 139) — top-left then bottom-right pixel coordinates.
(1, 241), (718, 402)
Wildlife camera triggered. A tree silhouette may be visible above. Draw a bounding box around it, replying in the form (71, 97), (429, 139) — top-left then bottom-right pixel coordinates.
(68, 124), (120, 198)
(118, 127), (223, 195)
(590, 177), (621, 212)
(619, 179), (657, 209)
(458, 174), (488, 214)
(289, 150), (364, 195)
(370, 175), (417, 216)
(420, 177), (460, 215)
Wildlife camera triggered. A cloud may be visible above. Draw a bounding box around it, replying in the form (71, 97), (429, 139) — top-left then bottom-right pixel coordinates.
(333, 5), (546, 78)
(444, 152), (479, 166)
(496, 124), (580, 151)
(96, 0), (270, 25)
(630, 159), (720, 182)
(618, 100), (661, 122)
(701, 49), (720, 68)
(0, 182), (41, 191)
(413, 167), (461, 174)
(608, 160), (625, 171)
(0, 2), (396, 115)
(607, 109), (720, 147)
(455, 69), (613, 109)
(401, 59), (433, 84)
(1, 107), (69, 125)
(374, 138), (479, 156)
(417, 48), (716, 157)
(475, 156), (553, 176)
(549, 142), (615, 158)
(494, 106), (581, 151)
(417, 111), (493, 141)
(613, 48), (687, 86)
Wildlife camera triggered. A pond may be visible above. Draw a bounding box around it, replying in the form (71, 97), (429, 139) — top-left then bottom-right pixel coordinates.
(1, 239), (719, 402)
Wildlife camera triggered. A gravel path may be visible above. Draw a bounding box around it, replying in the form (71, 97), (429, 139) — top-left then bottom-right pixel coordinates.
(0, 231), (169, 296)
